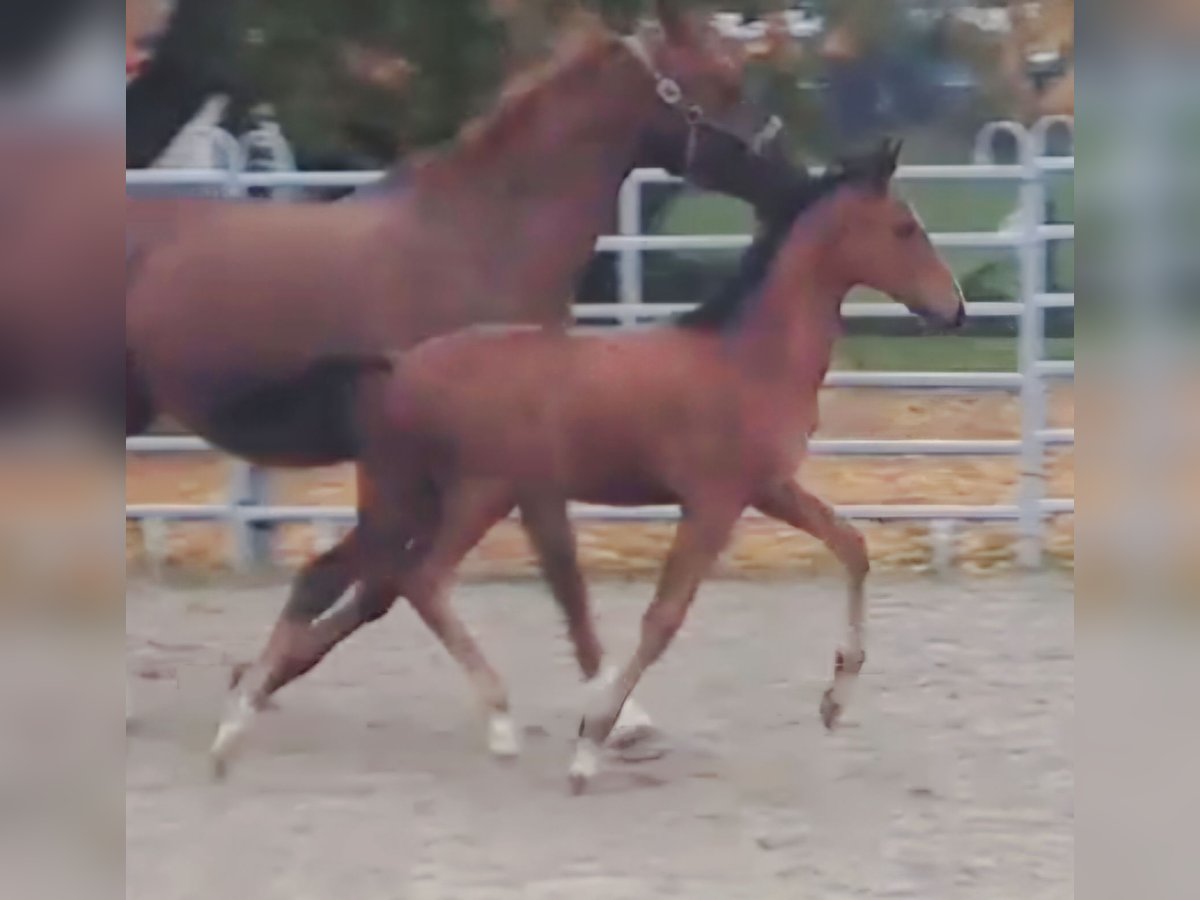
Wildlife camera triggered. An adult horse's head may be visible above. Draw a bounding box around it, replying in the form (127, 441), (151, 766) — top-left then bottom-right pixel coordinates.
(625, 1), (790, 193)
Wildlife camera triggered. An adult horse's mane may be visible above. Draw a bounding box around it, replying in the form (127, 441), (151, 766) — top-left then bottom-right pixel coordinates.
(417, 17), (620, 173)
(675, 145), (897, 331)
(345, 18), (617, 201)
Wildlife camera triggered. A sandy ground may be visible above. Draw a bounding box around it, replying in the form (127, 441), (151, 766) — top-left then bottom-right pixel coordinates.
(127, 573), (1073, 900)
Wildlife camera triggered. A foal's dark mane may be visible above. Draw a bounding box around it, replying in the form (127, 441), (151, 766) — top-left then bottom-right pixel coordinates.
(674, 143), (898, 331)
(673, 167), (851, 331)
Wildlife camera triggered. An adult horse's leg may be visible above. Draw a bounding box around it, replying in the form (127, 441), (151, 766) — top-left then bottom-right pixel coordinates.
(402, 481), (521, 758)
(570, 501), (742, 793)
(754, 480), (869, 730)
(517, 497), (655, 746)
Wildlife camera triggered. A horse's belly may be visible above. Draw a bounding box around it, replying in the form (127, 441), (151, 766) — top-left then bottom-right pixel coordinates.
(155, 363), (374, 467)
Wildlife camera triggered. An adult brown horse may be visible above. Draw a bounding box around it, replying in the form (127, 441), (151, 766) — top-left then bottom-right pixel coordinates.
(129, 4), (794, 750)
(213, 140), (966, 788)
(0, 124), (124, 427)
(126, 7), (790, 448)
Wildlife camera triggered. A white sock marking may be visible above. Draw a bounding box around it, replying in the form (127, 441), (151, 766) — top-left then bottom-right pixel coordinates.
(210, 693), (256, 769)
(486, 713), (520, 758)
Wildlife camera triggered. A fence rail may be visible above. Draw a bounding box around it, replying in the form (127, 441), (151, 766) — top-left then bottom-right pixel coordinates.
(126, 119), (1075, 570)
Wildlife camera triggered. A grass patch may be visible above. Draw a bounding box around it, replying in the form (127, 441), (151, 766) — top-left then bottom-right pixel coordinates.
(660, 176), (1075, 297)
(834, 335), (1075, 372)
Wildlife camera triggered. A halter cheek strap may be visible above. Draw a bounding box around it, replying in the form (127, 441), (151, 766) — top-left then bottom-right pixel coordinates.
(620, 33), (695, 116)
(620, 31), (782, 169)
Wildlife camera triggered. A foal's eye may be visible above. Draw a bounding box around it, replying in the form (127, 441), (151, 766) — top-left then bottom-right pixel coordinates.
(894, 221), (919, 240)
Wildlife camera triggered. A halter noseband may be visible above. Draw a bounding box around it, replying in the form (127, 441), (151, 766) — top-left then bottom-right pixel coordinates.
(620, 32), (783, 169)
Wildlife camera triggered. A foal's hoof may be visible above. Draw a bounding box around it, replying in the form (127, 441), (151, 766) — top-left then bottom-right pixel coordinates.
(210, 733), (241, 782)
(820, 688), (843, 731)
(608, 696), (656, 750)
(568, 770), (590, 796)
(567, 734), (602, 796)
(210, 695), (256, 780)
(487, 714), (521, 760)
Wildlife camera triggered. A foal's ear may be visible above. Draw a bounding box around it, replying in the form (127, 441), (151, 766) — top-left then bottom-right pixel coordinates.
(869, 137), (903, 191)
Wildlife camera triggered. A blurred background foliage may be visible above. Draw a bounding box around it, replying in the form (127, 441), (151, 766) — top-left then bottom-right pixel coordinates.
(127, 1), (1074, 354)
(169, 0), (1073, 169)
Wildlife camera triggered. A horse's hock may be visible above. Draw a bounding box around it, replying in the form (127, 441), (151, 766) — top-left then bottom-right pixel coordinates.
(126, 387), (1078, 576)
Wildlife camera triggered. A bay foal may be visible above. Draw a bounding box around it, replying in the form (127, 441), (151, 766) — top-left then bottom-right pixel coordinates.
(215, 141), (966, 787)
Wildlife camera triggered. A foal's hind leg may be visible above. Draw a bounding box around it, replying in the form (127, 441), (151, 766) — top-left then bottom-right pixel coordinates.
(518, 497), (655, 746)
(212, 569), (406, 776)
(404, 481), (522, 758)
(229, 528), (361, 697)
(755, 480), (870, 730)
(211, 490), (421, 776)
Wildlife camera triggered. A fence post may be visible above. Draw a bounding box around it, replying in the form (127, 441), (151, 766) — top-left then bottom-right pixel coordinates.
(616, 173), (643, 325)
(215, 146), (273, 570)
(1017, 126), (1047, 568)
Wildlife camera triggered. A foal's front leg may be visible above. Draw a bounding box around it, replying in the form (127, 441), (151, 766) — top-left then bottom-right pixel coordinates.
(569, 502), (742, 793)
(755, 479), (870, 730)
(518, 496), (655, 747)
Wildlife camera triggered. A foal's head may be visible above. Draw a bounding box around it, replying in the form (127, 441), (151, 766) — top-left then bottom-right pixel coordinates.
(815, 140), (966, 329)
(629, 1), (789, 190)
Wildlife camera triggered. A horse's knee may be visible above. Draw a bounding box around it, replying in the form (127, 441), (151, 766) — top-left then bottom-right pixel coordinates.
(839, 524), (870, 577)
(356, 580), (399, 624)
(286, 543), (358, 621)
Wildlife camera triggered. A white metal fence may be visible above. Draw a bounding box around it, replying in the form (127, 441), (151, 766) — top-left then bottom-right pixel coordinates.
(126, 120), (1074, 570)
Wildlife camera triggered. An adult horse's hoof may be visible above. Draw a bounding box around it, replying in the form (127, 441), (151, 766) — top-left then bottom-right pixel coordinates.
(820, 688), (842, 731)
(487, 713), (521, 759)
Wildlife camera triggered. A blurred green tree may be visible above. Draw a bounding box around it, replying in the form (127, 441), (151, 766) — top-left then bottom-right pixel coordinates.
(233, 1), (814, 167)
(235, 0), (504, 167)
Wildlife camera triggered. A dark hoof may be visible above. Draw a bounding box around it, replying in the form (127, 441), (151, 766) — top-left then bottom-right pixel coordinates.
(568, 771), (589, 796)
(820, 688), (842, 731)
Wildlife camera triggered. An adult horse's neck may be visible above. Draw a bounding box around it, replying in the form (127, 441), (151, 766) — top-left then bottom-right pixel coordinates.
(405, 34), (658, 324)
(727, 204), (850, 390)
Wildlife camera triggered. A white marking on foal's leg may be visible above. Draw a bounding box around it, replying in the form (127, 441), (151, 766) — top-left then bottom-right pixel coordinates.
(611, 695), (654, 746)
(486, 712), (521, 759)
(821, 627), (866, 731)
(569, 666), (628, 793)
(210, 690), (258, 779)
(568, 736), (602, 795)
(591, 666), (654, 747)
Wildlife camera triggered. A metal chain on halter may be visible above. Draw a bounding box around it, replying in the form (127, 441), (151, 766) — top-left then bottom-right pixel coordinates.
(621, 31), (705, 170)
